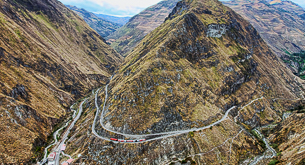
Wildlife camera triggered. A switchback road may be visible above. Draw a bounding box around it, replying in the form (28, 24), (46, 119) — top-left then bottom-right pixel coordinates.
(93, 82), (265, 143)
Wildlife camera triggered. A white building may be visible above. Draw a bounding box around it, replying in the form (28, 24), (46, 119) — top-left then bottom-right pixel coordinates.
(47, 152), (56, 165)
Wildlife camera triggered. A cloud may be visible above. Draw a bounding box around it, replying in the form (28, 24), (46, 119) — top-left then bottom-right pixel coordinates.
(59, 0), (163, 16)
(292, 0), (305, 7)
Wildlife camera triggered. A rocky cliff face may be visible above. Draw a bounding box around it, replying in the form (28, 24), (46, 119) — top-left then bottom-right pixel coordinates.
(106, 0), (180, 57)
(66, 5), (122, 38)
(0, 0), (122, 163)
(61, 0), (304, 164)
(223, 0), (305, 78)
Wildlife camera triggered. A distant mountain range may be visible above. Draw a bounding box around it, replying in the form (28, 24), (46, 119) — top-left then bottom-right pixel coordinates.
(66, 5), (122, 38)
(94, 14), (131, 25)
(106, 0), (180, 57)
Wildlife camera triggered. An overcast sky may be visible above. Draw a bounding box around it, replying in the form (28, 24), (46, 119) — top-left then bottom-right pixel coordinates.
(60, 0), (162, 17)
(59, 0), (305, 17)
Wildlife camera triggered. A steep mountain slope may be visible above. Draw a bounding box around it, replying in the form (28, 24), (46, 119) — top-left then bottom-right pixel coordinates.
(106, 0), (302, 135)
(66, 5), (122, 38)
(62, 0), (304, 164)
(0, 0), (122, 163)
(106, 0), (180, 56)
(94, 13), (131, 25)
(266, 111), (305, 164)
(223, 0), (305, 78)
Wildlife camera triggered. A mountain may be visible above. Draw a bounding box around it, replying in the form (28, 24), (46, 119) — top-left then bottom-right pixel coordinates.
(61, 0), (304, 164)
(106, 0), (180, 57)
(270, 0), (305, 15)
(223, 0), (305, 78)
(66, 5), (122, 38)
(107, 0), (301, 137)
(0, 0), (122, 163)
(94, 13), (131, 25)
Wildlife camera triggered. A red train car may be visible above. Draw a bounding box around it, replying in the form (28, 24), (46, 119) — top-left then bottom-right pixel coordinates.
(115, 139), (146, 142)
(110, 138), (118, 141)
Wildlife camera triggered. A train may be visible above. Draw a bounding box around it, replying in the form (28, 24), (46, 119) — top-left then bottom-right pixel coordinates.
(110, 138), (146, 142)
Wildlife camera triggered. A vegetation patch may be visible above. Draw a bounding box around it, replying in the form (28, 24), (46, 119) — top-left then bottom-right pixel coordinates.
(282, 50), (305, 79)
(189, 131), (194, 137)
(250, 130), (266, 150)
(268, 159), (279, 165)
(34, 11), (57, 31)
(0, 17), (6, 25)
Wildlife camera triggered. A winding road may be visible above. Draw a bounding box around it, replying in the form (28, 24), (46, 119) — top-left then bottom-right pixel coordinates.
(91, 81), (278, 165)
(92, 81), (266, 144)
(40, 74), (304, 164)
(45, 80), (276, 164)
(96, 85), (236, 142)
(70, 103), (77, 119)
(249, 129), (277, 165)
(43, 81), (280, 163)
(92, 87), (113, 141)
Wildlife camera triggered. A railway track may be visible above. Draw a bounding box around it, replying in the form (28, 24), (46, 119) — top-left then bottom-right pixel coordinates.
(92, 80), (263, 144)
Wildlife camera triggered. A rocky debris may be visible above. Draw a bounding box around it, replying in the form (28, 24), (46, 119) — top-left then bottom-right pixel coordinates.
(282, 111), (292, 120)
(11, 84), (28, 101)
(206, 24), (227, 38)
(243, 114), (261, 128)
